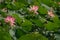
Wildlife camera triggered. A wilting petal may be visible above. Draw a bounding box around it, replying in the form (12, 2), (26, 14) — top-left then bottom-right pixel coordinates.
(48, 11), (55, 17)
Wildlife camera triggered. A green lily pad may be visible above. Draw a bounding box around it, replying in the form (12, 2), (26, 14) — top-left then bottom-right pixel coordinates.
(18, 32), (48, 40)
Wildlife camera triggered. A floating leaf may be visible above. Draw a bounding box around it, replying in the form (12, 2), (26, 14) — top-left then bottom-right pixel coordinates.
(21, 19), (32, 31)
(0, 27), (12, 40)
(18, 32), (48, 40)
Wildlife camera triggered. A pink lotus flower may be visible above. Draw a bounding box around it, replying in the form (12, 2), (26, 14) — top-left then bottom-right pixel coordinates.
(48, 10), (55, 17)
(5, 16), (15, 26)
(29, 5), (39, 14)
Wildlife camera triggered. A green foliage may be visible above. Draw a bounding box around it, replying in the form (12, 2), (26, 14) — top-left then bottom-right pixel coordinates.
(38, 6), (47, 14)
(31, 19), (43, 27)
(18, 32), (48, 40)
(21, 19), (32, 31)
(0, 27), (12, 40)
(0, 0), (60, 40)
(44, 22), (59, 31)
(15, 28), (26, 38)
(44, 16), (60, 31)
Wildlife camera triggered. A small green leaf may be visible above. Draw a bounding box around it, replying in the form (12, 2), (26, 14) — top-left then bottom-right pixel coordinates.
(31, 19), (43, 27)
(15, 28), (26, 38)
(21, 19), (32, 31)
(44, 22), (59, 31)
(38, 6), (47, 14)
